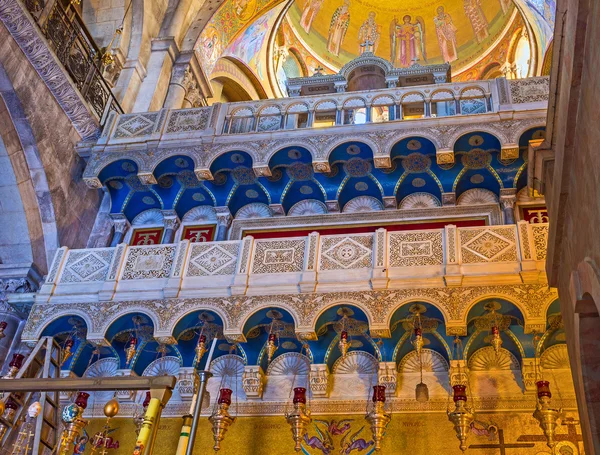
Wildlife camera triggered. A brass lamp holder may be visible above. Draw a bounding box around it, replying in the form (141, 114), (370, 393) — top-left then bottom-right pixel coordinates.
(285, 387), (312, 452)
(365, 385), (391, 451)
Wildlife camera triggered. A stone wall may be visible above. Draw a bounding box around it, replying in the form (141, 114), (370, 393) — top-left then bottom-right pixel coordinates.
(0, 23), (102, 274)
(544, 0), (600, 451)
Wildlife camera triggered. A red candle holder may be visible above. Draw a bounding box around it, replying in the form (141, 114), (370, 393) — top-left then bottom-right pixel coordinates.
(143, 391), (151, 408)
(491, 326), (499, 335)
(129, 337), (137, 346)
(414, 328), (422, 337)
(75, 392), (90, 409)
(341, 331), (348, 341)
(293, 387), (307, 404)
(9, 353), (24, 369)
(199, 334), (207, 343)
(372, 385), (387, 403)
(452, 384), (468, 402)
(65, 339), (74, 348)
(218, 388), (233, 406)
(536, 380), (552, 399)
(268, 333), (276, 343)
(0, 321), (7, 329)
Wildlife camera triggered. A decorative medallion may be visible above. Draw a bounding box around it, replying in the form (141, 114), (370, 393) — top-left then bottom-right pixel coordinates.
(470, 174), (484, 184)
(407, 139), (422, 150)
(461, 149), (492, 169)
(177, 170), (203, 188)
(231, 153), (245, 164)
(175, 158), (189, 168)
(286, 162), (313, 181)
(125, 174), (147, 191)
(245, 189), (259, 198)
(213, 173), (227, 185)
(468, 135), (485, 146)
(355, 182), (368, 191)
(192, 192), (206, 202)
(233, 167), (257, 185)
(121, 162), (136, 172)
(343, 157), (371, 177)
(346, 145), (361, 155)
(299, 185), (314, 195)
(402, 153), (431, 173)
(142, 196), (155, 205)
(287, 149), (302, 159)
(158, 176), (173, 188)
(109, 180), (123, 189)
(411, 178), (426, 188)
(266, 168), (283, 182)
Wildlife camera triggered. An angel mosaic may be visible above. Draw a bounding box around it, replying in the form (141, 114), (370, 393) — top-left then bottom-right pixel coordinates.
(390, 15), (427, 68)
(433, 6), (458, 63)
(327, 0), (351, 56)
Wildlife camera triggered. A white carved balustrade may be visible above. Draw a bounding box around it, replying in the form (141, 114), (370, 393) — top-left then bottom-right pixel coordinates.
(95, 77), (549, 149)
(38, 223), (548, 303)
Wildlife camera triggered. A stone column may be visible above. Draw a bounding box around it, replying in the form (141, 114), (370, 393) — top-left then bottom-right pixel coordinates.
(163, 63), (188, 109)
(500, 195), (517, 224)
(162, 210), (180, 244)
(215, 207), (232, 241)
(110, 214), (130, 247)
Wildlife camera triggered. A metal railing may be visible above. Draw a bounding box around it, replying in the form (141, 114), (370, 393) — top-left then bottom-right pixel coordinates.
(24, 0), (123, 124)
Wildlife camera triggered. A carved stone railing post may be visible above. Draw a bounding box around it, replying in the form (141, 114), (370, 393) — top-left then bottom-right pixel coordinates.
(371, 228), (388, 289)
(378, 362), (398, 395)
(521, 358), (540, 394)
(309, 364), (330, 398)
(499, 189), (517, 225)
(242, 365), (264, 400)
(449, 360), (469, 387)
(164, 240), (190, 298)
(300, 232), (319, 293)
(517, 221), (539, 283)
(215, 207), (232, 241)
(99, 243), (127, 301)
(37, 246), (68, 300)
(444, 225), (462, 286)
(231, 236), (253, 295)
(177, 368), (196, 400)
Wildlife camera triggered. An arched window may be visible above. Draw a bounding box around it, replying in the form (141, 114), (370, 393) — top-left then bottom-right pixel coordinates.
(343, 98), (367, 125)
(401, 93), (425, 119)
(314, 100), (337, 128)
(431, 90), (456, 117)
(372, 95), (395, 122)
(227, 107), (255, 134)
(514, 33), (531, 78)
(460, 88), (488, 115)
(285, 103), (309, 130)
(257, 105), (283, 132)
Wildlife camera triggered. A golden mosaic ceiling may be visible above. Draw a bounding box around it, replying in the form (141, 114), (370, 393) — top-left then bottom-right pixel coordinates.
(285, 0), (517, 73)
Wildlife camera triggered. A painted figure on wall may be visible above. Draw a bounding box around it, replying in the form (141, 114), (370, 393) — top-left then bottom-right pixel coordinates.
(464, 0), (489, 43)
(327, 0), (351, 56)
(233, 0), (257, 20)
(390, 15), (427, 68)
(433, 6), (458, 63)
(300, 0), (324, 33)
(357, 11), (382, 54)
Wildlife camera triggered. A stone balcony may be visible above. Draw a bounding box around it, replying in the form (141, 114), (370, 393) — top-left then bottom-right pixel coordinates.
(81, 77), (550, 186)
(38, 220), (545, 299)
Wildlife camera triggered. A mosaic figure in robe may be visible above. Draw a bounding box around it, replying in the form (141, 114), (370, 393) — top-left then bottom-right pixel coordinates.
(327, 0), (351, 56)
(464, 0), (489, 43)
(300, 0), (324, 33)
(357, 11), (382, 54)
(433, 5), (458, 63)
(390, 15), (427, 68)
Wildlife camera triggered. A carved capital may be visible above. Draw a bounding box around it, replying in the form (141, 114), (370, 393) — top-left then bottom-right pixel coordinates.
(442, 192), (456, 206)
(374, 156), (391, 169)
(242, 366), (264, 400)
(382, 196), (397, 210)
(309, 364), (330, 397)
(325, 200), (340, 213)
(436, 149), (454, 165)
(194, 168), (214, 180)
(378, 362), (398, 395)
(312, 161), (331, 173)
(84, 177), (102, 189)
(501, 145), (520, 160)
(137, 172), (157, 185)
(253, 166), (272, 178)
(110, 213), (130, 234)
(449, 360), (468, 387)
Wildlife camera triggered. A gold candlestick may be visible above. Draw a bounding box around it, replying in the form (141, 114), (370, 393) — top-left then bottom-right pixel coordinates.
(447, 385), (474, 452)
(285, 388), (311, 452)
(365, 385), (391, 451)
(209, 388), (236, 451)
